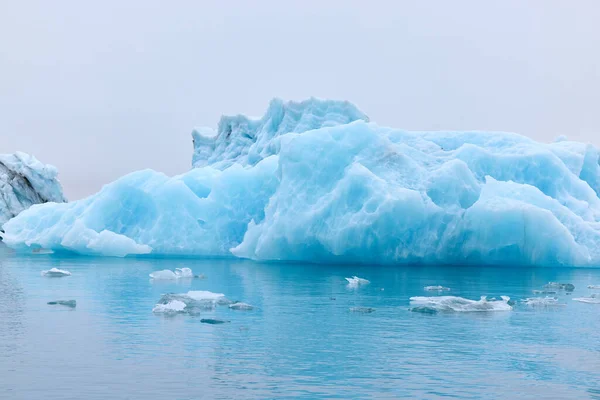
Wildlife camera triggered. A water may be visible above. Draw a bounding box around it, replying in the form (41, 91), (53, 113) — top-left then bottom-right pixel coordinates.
(1, 247), (600, 399)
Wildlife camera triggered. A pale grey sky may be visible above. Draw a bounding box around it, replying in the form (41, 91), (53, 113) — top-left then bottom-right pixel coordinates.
(1, 0), (599, 200)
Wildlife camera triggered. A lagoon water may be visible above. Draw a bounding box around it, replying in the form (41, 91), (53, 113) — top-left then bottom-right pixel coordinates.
(1, 245), (600, 399)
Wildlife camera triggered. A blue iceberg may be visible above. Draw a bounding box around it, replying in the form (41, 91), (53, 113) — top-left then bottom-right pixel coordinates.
(3, 98), (600, 266)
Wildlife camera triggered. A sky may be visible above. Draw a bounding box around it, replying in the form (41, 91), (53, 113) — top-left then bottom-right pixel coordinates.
(1, 0), (599, 200)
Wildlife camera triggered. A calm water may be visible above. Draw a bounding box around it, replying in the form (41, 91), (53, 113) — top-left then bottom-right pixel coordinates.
(1, 246), (600, 399)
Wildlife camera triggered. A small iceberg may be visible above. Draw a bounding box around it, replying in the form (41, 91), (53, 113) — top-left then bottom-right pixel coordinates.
(521, 297), (565, 307)
(345, 276), (370, 288)
(47, 300), (76, 308)
(41, 268), (71, 277)
(424, 285), (451, 291)
(349, 307), (376, 313)
(201, 318), (229, 325)
(573, 294), (600, 304)
(229, 302), (254, 311)
(409, 296), (513, 313)
(153, 290), (230, 314)
(152, 299), (187, 313)
(588, 285), (600, 289)
(149, 268), (194, 280)
(543, 282), (575, 291)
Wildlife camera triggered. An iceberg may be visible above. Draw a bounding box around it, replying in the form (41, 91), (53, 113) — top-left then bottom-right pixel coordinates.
(149, 268), (194, 280)
(152, 299), (187, 314)
(0, 152), (66, 229)
(345, 276), (371, 287)
(4, 98), (600, 267)
(41, 268), (71, 277)
(409, 296), (513, 313)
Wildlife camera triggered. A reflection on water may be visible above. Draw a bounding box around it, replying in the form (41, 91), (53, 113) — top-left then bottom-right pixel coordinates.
(1, 246), (600, 399)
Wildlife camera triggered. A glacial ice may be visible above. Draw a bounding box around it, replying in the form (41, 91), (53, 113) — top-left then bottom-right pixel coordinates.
(5, 98), (600, 267)
(152, 299), (187, 313)
(149, 268), (194, 280)
(521, 297), (565, 307)
(0, 152), (66, 228)
(572, 294), (600, 304)
(424, 285), (451, 291)
(409, 296), (513, 313)
(41, 268), (71, 277)
(345, 276), (371, 288)
(229, 302), (254, 311)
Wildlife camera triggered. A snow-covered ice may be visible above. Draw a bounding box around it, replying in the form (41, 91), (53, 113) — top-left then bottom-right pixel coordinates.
(345, 276), (370, 288)
(409, 296), (513, 313)
(149, 268), (194, 280)
(6, 98), (600, 267)
(41, 268), (71, 277)
(0, 152), (66, 229)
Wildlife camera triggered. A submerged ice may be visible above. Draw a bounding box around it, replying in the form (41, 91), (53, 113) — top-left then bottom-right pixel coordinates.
(0, 152), (66, 229)
(5, 98), (600, 267)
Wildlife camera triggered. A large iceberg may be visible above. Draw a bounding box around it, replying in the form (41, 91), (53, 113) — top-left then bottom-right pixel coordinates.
(3, 98), (600, 266)
(0, 152), (66, 229)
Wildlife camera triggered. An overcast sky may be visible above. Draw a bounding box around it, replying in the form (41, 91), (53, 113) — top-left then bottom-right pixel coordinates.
(1, 1), (599, 200)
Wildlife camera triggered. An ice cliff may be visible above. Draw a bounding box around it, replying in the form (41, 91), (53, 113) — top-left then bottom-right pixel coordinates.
(0, 152), (66, 229)
(4, 98), (600, 266)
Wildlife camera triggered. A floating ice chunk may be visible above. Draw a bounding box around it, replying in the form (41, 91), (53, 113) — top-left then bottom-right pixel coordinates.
(588, 285), (600, 289)
(424, 285), (451, 291)
(533, 290), (557, 295)
(186, 291), (226, 302)
(345, 276), (370, 288)
(47, 300), (76, 308)
(544, 282), (575, 291)
(349, 307), (376, 313)
(229, 302), (254, 311)
(41, 268), (71, 277)
(200, 318), (229, 324)
(409, 296), (513, 313)
(149, 268), (194, 280)
(573, 294), (600, 304)
(521, 297), (565, 307)
(152, 299), (187, 313)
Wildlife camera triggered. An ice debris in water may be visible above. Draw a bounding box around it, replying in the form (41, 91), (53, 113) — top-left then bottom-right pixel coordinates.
(409, 296), (513, 313)
(533, 290), (557, 295)
(8, 98), (600, 267)
(149, 268), (194, 280)
(345, 276), (370, 288)
(152, 299), (187, 314)
(229, 302), (254, 311)
(153, 291), (230, 314)
(349, 307), (376, 313)
(201, 318), (229, 325)
(588, 285), (600, 289)
(521, 297), (565, 307)
(424, 285), (451, 291)
(543, 282), (575, 291)
(47, 300), (76, 308)
(573, 294), (600, 304)
(41, 268), (71, 277)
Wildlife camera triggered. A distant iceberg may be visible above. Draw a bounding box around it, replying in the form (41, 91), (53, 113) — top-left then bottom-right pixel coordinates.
(4, 98), (600, 267)
(0, 152), (66, 229)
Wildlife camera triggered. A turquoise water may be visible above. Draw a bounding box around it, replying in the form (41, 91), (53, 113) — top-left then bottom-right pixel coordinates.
(1, 246), (600, 399)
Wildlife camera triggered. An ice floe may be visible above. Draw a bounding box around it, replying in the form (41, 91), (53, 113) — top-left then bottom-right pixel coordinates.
(229, 302), (254, 311)
(41, 268), (71, 277)
(573, 294), (600, 304)
(345, 276), (370, 288)
(152, 299), (187, 313)
(409, 296), (513, 313)
(149, 268), (194, 280)
(424, 285), (451, 291)
(521, 297), (565, 307)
